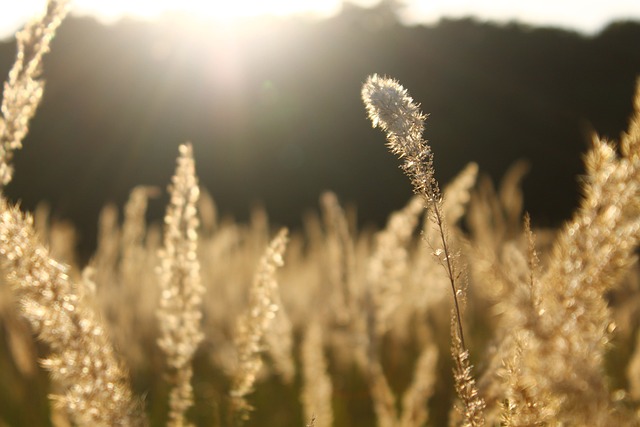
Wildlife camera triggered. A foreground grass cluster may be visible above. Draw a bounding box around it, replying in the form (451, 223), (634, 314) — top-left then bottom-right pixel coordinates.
(2, 2), (640, 426)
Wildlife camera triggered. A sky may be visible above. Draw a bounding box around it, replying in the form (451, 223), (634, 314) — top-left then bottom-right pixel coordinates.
(1, 0), (640, 39)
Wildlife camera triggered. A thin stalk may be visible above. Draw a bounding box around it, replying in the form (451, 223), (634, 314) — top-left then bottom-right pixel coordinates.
(431, 198), (466, 349)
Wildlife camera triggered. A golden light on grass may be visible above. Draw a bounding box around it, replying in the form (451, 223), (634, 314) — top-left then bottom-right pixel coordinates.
(3, 1), (640, 426)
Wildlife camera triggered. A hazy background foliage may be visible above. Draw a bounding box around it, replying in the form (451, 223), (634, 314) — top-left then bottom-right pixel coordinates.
(0, 2), (639, 258)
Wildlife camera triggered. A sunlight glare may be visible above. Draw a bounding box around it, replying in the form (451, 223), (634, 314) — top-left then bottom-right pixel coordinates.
(71, 0), (344, 23)
(0, 0), (47, 38)
(1, 0), (639, 40)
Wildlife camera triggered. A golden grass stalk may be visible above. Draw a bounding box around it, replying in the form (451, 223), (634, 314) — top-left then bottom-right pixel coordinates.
(527, 137), (640, 422)
(231, 227), (289, 422)
(91, 189), (158, 371)
(300, 320), (333, 427)
(0, 4), (145, 423)
(396, 163), (478, 336)
(93, 203), (120, 275)
(1, 305), (38, 378)
(450, 317), (486, 427)
(627, 329), (640, 400)
(320, 191), (357, 325)
(408, 162), (478, 319)
(368, 360), (399, 427)
(442, 162), (479, 225)
(121, 186), (156, 283)
(362, 74), (485, 425)
(264, 290), (296, 384)
(157, 143), (204, 427)
(356, 292), (399, 427)
(0, 0), (68, 188)
(361, 74), (465, 345)
(484, 83), (640, 425)
(0, 197), (145, 426)
(498, 335), (546, 426)
(368, 194), (423, 336)
(400, 341), (438, 427)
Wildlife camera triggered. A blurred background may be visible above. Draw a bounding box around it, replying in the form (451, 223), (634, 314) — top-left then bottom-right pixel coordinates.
(1, 0), (640, 259)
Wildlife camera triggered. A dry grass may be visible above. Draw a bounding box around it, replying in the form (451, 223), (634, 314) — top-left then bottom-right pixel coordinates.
(2, 2), (640, 426)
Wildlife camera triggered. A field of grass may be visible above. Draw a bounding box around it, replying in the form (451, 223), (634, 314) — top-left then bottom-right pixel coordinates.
(2, 2), (640, 426)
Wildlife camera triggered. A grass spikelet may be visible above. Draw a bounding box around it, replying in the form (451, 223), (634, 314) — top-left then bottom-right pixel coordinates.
(0, 197), (145, 426)
(363, 74), (485, 425)
(121, 186), (157, 283)
(498, 161), (530, 233)
(451, 316), (486, 427)
(486, 84), (640, 425)
(231, 227), (289, 423)
(400, 341), (438, 427)
(627, 329), (640, 400)
(0, 0), (68, 188)
(362, 73), (464, 344)
(498, 335), (546, 427)
(320, 192), (356, 325)
(2, 308), (38, 378)
(306, 414), (317, 427)
(366, 356), (399, 427)
(368, 194), (423, 335)
(361, 75), (435, 202)
(93, 203), (120, 273)
(621, 77), (640, 159)
(301, 320), (333, 427)
(264, 290), (296, 384)
(442, 162), (479, 225)
(157, 143), (204, 427)
(525, 138), (640, 423)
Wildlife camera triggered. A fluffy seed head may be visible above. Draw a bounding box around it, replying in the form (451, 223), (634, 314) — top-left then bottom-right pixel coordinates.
(361, 74), (426, 143)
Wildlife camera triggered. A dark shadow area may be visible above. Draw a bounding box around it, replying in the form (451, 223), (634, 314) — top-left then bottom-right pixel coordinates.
(1, 2), (640, 259)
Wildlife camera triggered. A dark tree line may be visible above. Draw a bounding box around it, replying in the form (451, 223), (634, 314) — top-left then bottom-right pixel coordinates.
(1, 3), (639, 257)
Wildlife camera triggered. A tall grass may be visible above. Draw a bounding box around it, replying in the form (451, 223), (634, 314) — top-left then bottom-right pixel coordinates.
(2, 2), (640, 426)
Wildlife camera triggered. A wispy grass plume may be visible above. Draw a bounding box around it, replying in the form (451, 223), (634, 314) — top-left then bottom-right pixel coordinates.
(231, 227), (289, 423)
(0, 0), (68, 188)
(301, 320), (333, 427)
(157, 143), (204, 427)
(362, 74), (485, 426)
(521, 114), (640, 424)
(0, 198), (145, 426)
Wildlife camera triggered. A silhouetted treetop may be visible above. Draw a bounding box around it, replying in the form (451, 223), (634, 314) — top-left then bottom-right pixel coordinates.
(0, 8), (638, 257)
